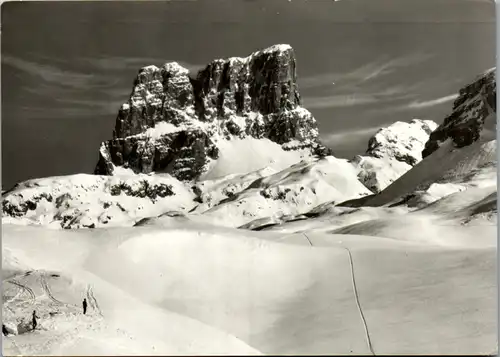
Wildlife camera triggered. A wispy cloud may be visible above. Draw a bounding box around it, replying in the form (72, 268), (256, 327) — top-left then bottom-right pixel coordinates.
(2, 54), (148, 118)
(321, 124), (386, 146)
(54, 98), (125, 116)
(22, 83), (131, 101)
(299, 53), (434, 110)
(366, 90), (460, 116)
(16, 105), (109, 119)
(406, 94), (459, 109)
(302, 85), (416, 109)
(2, 55), (118, 89)
(303, 94), (378, 109)
(299, 53), (434, 90)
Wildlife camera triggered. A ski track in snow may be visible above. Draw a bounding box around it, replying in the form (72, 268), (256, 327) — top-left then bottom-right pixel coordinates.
(40, 273), (71, 307)
(86, 285), (103, 317)
(302, 232), (376, 356)
(6, 280), (36, 306)
(340, 244), (376, 356)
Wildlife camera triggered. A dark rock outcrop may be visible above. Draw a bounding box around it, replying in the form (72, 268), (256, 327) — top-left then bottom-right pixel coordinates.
(95, 44), (332, 181)
(422, 68), (496, 158)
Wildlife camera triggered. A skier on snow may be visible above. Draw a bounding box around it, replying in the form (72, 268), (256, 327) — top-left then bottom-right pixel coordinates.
(82, 298), (88, 315)
(32, 310), (39, 330)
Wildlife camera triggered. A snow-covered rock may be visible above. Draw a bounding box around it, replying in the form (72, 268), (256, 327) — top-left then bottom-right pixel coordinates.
(1, 174), (196, 229)
(351, 119), (438, 193)
(365, 119), (438, 165)
(95, 44), (333, 181)
(422, 67), (496, 158)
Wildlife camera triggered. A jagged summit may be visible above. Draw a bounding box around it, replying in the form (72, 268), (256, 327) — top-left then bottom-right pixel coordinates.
(422, 67), (496, 158)
(95, 44), (331, 181)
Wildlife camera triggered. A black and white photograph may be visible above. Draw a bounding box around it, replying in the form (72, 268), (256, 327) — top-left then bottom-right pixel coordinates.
(1, 0), (497, 355)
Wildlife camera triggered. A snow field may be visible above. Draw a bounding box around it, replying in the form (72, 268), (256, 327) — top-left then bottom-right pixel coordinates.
(2, 221), (497, 355)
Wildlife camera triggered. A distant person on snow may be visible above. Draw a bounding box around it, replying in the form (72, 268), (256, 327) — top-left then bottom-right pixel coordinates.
(83, 298), (88, 315)
(32, 310), (39, 330)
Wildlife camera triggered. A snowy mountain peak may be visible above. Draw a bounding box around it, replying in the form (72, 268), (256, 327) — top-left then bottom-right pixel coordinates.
(366, 119), (439, 166)
(261, 43), (293, 53)
(225, 44), (294, 64)
(351, 119), (438, 193)
(161, 62), (190, 77)
(95, 44), (332, 181)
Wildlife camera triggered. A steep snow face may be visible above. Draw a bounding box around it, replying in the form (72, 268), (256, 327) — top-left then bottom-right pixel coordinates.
(413, 185), (497, 226)
(95, 44), (333, 181)
(422, 67), (496, 158)
(193, 156), (372, 228)
(343, 137), (497, 209)
(351, 119), (438, 193)
(199, 137), (317, 182)
(1, 174), (197, 229)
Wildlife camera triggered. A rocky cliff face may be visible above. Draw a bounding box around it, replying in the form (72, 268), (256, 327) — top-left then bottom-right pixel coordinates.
(95, 44), (332, 181)
(422, 68), (496, 158)
(351, 119), (438, 193)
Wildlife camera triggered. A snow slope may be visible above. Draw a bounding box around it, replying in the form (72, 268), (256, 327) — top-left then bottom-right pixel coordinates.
(193, 156), (372, 227)
(343, 136), (497, 209)
(2, 219), (496, 355)
(199, 137), (315, 182)
(194, 166), (279, 211)
(2, 234), (261, 355)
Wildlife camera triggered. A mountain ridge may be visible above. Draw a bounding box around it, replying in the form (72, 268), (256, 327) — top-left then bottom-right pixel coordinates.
(1, 49), (496, 231)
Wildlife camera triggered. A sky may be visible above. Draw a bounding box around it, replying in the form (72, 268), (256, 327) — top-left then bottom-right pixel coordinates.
(1, 0), (495, 188)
